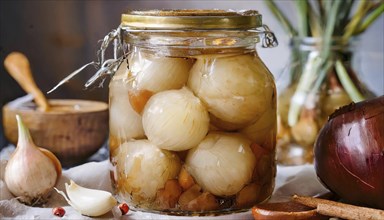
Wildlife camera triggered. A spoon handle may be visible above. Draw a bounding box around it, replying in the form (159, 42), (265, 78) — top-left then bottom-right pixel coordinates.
(4, 52), (50, 111)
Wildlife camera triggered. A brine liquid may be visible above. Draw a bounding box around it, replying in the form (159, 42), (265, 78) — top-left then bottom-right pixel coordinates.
(109, 51), (277, 215)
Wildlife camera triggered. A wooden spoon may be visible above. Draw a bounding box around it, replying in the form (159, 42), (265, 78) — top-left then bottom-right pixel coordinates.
(4, 52), (50, 111)
(251, 192), (336, 220)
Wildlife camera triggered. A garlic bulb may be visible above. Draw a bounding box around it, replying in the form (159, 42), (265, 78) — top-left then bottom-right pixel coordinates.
(188, 54), (275, 130)
(4, 115), (61, 205)
(241, 107), (276, 145)
(129, 50), (194, 92)
(142, 87), (209, 151)
(186, 132), (256, 197)
(55, 180), (117, 217)
(116, 140), (181, 203)
(109, 64), (145, 143)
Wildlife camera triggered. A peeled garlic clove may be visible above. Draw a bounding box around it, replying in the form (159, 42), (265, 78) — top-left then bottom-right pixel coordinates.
(186, 132), (256, 197)
(55, 180), (117, 217)
(142, 87), (210, 151)
(188, 54), (275, 130)
(4, 115), (61, 205)
(129, 50), (194, 93)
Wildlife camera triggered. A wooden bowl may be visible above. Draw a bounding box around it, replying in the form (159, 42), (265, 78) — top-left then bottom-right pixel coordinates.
(3, 99), (108, 166)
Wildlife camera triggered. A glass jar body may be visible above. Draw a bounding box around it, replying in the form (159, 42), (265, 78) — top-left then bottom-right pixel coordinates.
(277, 37), (375, 165)
(109, 31), (277, 215)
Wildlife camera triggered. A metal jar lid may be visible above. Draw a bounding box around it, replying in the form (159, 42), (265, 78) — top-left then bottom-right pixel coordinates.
(121, 9), (263, 30)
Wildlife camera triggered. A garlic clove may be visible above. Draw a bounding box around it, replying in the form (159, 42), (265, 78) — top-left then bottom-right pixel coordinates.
(4, 115), (61, 205)
(55, 180), (117, 217)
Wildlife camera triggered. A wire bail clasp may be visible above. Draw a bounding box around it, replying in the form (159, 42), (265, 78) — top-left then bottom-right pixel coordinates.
(48, 27), (126, 94)
(261, 24), (278, 48)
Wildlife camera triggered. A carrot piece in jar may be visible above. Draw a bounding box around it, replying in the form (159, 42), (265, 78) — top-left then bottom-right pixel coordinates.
(178, 184), (201, 209)
(184, 192), (219, 211)
(235, 183), (261, 208)
(250, 143), (272, 183)
(178, 167), (195, 191)
(154, 179), (183, 209)
(128, 89), (153, 114)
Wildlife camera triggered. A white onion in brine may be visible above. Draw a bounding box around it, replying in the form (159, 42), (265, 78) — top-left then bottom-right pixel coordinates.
(109, 61), (145, 141)
(129, 51), (194, 93)
(241, 107), (276, 145)
(116, 140), (181, 202)
(185, 132), (256, 197)
(142, 87), (209, 151)
(188, 54), (274, 130)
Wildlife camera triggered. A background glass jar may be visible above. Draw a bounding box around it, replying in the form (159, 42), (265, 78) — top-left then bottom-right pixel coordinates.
(277, 37), (375, 165)
(109, 10), (277, 215)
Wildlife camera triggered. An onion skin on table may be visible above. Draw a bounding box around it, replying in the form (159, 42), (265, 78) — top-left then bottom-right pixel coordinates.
(314, 96), (384, 209)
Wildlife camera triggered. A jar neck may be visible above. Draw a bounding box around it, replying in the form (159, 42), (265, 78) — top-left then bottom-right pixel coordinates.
(122, 29), (260, 56)
(290, 37), (358, 53)
(289, 37), (359, 67)
(287, 37), (361, 84)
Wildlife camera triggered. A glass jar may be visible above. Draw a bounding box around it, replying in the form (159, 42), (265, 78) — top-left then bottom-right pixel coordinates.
(277, 37), (375, 165)
(109, 10), (277, 215)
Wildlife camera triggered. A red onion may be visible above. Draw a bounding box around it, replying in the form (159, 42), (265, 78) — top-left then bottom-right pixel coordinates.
(314, 96), (384, 209)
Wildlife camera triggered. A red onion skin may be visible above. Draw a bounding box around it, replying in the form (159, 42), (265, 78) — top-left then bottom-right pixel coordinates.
(314, 96), (384, 209)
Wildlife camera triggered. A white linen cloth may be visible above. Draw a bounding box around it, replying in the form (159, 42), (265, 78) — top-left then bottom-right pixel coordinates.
(0, 154), (328, 219)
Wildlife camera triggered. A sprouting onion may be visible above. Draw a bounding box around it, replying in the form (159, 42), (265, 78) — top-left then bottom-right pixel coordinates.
(265, 0), (383, 127)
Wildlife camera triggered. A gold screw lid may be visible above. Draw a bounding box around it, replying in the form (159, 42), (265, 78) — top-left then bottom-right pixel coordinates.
(121, 9), (262, 30)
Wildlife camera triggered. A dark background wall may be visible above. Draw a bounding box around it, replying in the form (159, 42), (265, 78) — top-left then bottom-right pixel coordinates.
(0, 1), (150, 147)
(1, 1), (383, 149)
